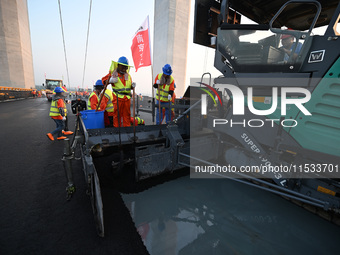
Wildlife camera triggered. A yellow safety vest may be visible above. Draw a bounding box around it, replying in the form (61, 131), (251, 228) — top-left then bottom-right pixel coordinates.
(87, 92), (99, 110)
(135, 117), (144, 125)
(49, 98), (67, 117)
(112, 75), (132, 99)
(103, 89), (114, 112)
(131, 117), (145, 125)
(156, 73), (174, 102)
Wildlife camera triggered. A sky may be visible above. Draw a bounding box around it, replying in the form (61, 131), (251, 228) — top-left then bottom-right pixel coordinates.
(27, 0), (220, 97)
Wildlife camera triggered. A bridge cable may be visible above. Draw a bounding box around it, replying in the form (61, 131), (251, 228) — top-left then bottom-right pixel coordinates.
(81, 0), (93, 89)
(57, 0), (71, 88)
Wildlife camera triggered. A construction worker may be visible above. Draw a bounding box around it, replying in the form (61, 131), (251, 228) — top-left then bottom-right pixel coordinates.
(99, 80), (114, 127)
(153, 64), (175, 124)
(47, 87), (68, 141)
(280, 29), (302, 62)
(53, 85), (73, 135)
(130, 116), (145, 126)
(31, 90), (37, 98)
(102, 56), (136, 127)
(88, 80), (104, 110)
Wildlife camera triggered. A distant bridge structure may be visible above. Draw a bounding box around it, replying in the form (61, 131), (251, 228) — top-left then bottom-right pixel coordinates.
(0, 0), (190, 97)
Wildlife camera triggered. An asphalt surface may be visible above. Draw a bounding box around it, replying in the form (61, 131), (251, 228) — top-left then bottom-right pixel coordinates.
(0, 98), (149, 255)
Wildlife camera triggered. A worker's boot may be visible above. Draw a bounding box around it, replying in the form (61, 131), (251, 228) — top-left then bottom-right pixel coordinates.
(62, 130), (74, 135)
(57, 136), (67, 140)
(46, 133), (54, 141)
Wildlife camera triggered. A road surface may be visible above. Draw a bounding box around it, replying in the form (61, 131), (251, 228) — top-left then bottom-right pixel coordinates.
(0, 97), (148, 255)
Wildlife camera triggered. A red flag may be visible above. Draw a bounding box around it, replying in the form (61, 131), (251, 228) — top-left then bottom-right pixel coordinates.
(131, 16), (152, 72)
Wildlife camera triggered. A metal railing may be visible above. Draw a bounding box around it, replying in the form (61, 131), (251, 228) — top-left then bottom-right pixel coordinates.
(0, 86), (36, 101)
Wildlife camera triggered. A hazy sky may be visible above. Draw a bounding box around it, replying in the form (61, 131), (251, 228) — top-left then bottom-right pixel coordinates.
(27, 0), (220, 96)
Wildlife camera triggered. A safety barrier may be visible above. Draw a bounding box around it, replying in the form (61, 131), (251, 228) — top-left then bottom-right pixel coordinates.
(0, 86), (35, 101)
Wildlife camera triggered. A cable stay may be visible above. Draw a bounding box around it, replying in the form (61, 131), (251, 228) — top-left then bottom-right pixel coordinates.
(57, 0), (71, 89)
(81, 0), (93, 89)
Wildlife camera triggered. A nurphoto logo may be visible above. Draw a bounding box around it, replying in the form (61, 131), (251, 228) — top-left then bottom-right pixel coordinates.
(201, 84), (312, 128)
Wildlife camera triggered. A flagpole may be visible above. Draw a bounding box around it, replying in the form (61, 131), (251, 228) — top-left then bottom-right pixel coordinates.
(151, 65), (155, 124)
(148, 16), (155, 124)
(130, 15), (154, 122)
(147, 15), (155, 124)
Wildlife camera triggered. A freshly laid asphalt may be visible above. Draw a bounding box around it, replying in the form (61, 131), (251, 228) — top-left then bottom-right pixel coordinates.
(0, 97), (149, 255)
(3, 97), (340, 255)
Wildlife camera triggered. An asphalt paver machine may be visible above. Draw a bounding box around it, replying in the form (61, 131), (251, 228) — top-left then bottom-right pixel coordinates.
(62, 0), (340, 237)
(62, 96), (198, 236)
(191, 0), (340, 224)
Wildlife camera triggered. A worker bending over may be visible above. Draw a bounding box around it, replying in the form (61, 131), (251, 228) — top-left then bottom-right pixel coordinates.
(131, 116), (145, 126)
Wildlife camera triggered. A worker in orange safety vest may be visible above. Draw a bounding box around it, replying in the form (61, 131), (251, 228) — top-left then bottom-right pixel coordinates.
(130, 116), (145, 126)
(102, 56), (136, 127)
(99, 80), (115, 127)
(88, 80), (104, 110)
(52, 85), (73, 135)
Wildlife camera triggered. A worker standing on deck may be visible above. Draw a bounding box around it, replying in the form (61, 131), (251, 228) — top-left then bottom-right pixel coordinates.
(47, 87), (67, 141)
(88, 80), (104, 110)
(102, 56), (136, 127)
(153, 64), (175, 124)
(99, 80), (114, 127)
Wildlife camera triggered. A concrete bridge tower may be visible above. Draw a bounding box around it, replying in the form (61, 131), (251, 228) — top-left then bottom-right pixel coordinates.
(0, 0), (34, 89)
(153, 0), (191, 97)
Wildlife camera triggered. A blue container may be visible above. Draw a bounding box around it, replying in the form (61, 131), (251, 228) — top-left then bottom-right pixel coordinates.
(80, 110), (105, 129)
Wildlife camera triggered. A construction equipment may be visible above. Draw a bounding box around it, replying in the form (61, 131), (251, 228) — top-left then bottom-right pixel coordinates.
(44, 79), (63, 101)
(192, 0), (340, 222)
(63, 94), (197, 236)
(62, 0), (340, 236)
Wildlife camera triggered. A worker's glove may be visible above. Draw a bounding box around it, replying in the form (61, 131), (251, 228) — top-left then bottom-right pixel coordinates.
(168, 94), (172, 101)
(153, 83), (158, 88)
(131, 82), (136, 88)
(62, 116), (66, 121)
(109, 76), (118, 84)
